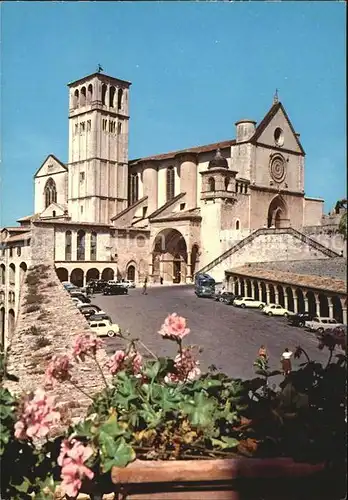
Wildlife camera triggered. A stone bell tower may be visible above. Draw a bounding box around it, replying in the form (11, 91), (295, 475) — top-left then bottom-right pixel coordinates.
(199, 149), (237, 268)
(67, 71), (131, 223)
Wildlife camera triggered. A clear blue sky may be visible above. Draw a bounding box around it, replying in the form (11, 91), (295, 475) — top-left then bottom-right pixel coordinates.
(1, 1), (346, 227)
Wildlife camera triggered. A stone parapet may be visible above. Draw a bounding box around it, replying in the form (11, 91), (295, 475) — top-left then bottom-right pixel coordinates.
(4, 263), (111, 430)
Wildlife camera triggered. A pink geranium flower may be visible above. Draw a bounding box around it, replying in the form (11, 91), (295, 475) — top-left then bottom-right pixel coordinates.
(72, 333), (103, 361)
(165, 346), (201, 383)
(14, 388), (60, 440)
(58, 438), (94, 498)
(158, 313), (190, 342)
(106, 349), (143, 376)
(44, 355), (73, 387)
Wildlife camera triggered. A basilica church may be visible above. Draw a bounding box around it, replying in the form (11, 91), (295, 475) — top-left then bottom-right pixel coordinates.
(3, 69), (342, 342)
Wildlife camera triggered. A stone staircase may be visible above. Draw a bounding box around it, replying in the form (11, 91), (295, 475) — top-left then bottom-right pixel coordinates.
(196, 227), (341, 281)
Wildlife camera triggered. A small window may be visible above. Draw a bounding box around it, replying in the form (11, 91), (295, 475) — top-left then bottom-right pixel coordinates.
(87, 120), (91, 132)
(9, 247), (13, 257)
(102, 119), (107, 131)
(74, 124), (78, 135)
(80, 122), (85, 133)
(80, 206), (84, 214)
(235, 220), (240, 230)
(17, 247), (21, 257)
(52, 210), (56, 217)
(118, 122), (122, 135)
(180, 203), (186, 211)
(80, 172), (85, 182)
(142, 207), (147, 218)
(208, 177), (215, 192)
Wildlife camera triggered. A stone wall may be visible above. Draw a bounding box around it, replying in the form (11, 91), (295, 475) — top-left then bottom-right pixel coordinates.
(5, 263), (111, 429)
(207, 231), (333, 282)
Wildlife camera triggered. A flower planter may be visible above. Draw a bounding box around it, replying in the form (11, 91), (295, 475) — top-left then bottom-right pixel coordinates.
(111, 458), (326, 500)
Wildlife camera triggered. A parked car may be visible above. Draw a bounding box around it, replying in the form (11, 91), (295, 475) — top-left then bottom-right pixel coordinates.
(263, 304), (293, 317)
(88, 313), (112, 323)
(215, 292), (236, 304)
(120, 279), (136, 289)
(71, 297), (85, 307)
(69, 292), (91, 304)
(77, 304), (106, 315)
(86, 280), (108, 294)
(288, 312), (314, 327)
(195, 285), (215, 298)
(103, 284), (128, 295)
(233, 297), (266, 309)
(80, 307), (107, 320)
(89, 319), (120, 337)
(305, 317), (344, 334)
(62, 282), (78, 292)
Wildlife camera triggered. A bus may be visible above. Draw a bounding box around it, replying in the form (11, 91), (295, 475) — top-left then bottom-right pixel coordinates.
(194, 273), (216, 298)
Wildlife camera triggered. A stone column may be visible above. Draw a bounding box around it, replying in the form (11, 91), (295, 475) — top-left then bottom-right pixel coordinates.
(266, 283), (271, 305)
(283, 286), (289, 310)
(304, 293), (309, 313)
(85, 232), (91, 261)
(340, 297), (347, 324)
(328, 297), (334, 319)
(234, 278), (239, 295)
(71, 230), (77, 262)
(274, 286), (279, 304)
(292, 288), (298, 313)
(314, 293), (321, 317)
(257, 282), (262, 301)
(186, 251), (192, 282)
(148, 253), (154, 282)
(251, 282), (256, 299)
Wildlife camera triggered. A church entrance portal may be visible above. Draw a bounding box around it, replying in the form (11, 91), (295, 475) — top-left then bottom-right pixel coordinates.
(152, 229), (188, 284)
(267, 195), (289, 228)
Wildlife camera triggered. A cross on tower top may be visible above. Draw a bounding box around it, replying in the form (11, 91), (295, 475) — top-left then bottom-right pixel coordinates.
(97, 64), (104, 73)
(273, 88), (279, 104)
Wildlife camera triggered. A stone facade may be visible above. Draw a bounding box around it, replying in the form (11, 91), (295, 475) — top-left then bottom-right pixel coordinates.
(1, 71), (345, 345)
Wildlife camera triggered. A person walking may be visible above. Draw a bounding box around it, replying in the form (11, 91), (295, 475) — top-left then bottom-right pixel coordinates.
(281, 348), (293, 376)
(142, 276), (148, 295)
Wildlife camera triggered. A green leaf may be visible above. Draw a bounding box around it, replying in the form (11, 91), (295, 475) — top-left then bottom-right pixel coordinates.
(99, 431), (117, 458)
(73, 418), (94, 438)
(101, 437), (135, 472)
(100, 413), (125, 438)
(12, 478), (30, 493)
(143, 360), (161, 381)
(211, 436), (239, 449)
(180, 392), (215, 428)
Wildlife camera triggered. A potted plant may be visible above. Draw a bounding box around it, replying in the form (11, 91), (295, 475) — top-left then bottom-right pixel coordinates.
(0, 312), (346, 499)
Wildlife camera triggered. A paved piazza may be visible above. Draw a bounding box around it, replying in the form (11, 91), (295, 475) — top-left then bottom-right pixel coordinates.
(93, 285), (329, 380)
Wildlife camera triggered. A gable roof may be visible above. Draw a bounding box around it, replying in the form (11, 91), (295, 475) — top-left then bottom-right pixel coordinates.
(34, 154), (67, 178)
(148, 193), (186, 220)
(149, 207), (201, 223)
(130, 140), (235, 165)
(111, 196), (148, 222)
(250, 102), (305, 155)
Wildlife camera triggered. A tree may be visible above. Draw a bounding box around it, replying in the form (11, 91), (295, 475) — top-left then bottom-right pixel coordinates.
(338, 211), (347, 240)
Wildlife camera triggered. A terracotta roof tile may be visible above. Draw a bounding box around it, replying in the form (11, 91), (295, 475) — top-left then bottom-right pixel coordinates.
(130, 139), (235, 165)
(227, 265), (346, 294)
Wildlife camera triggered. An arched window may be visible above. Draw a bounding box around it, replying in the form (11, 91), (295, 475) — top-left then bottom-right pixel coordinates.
(73, 89), (79, 108)
(166, 167), (175, 201)
(80, 87), (86, 106)
(87, 84), (93, 103)
(77, 230), (85, 261)
(9, 264), (15, 285)
(102, 84), (107, 106)
(224, 177), (230, 191)
(235, 220), (240, 230)
(117, 88), (123, 111)
(129, 173), (139, 205)
(109, 86), (116, 107)
(208, 177), (215, 192)
(90, 232), (97, 261)
(235, 182), (239, 193)
(44, 178), (57, 208)
(0, 264), (5, 285)
(65, 231), (72, 260)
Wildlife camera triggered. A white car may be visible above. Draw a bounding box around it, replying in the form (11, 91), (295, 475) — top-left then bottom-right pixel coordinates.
(89, 319), (120, 337)
(263, 304), (293, 317)
(121, 279), (136, 289)
(305, 317), (344, 334)
(233, 297), (266, 309)
(71, 297), (85, 307)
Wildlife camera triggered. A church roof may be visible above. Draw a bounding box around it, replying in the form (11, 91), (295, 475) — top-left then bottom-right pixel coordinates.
(149, 208), (201, 223)
(67, 72), (131, 88)
(5, 231), (31, 243)
(148, 193), (186, 220)
(130, 139), (235, 165)
(111, 196), (148, 222)
(130, 100), (305, 165)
